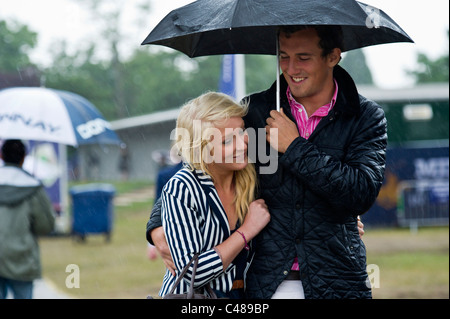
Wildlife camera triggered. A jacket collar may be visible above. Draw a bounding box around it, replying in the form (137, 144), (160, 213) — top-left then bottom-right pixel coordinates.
(332, 65), (361, 116)
(192, 169), (231, 239)
(0, 165), (41, 205)
(0, 165), (41, 187)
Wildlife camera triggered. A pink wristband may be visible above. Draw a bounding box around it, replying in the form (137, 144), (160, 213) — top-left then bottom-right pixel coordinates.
(236, 230), (250, 251)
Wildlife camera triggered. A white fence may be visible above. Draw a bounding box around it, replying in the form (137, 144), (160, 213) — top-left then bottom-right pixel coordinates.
(397, 180), (449, 230)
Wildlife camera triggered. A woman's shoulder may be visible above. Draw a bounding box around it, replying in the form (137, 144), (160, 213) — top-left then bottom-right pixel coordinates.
(163, 167), (201, 194)
(172, 166), (196, 181)
(161, 167), (208, 213)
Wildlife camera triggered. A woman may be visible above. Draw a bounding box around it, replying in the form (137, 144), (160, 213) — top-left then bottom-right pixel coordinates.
(158, 92), (270, 298)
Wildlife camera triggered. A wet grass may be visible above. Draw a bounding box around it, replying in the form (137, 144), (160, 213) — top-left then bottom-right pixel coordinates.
(40, 181), (165, 299)
(39, 185), (449, 298)
(365, 226), (449, 299)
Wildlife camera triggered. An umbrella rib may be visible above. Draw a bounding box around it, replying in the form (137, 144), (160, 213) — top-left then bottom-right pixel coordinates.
(230, 0), (242, 28)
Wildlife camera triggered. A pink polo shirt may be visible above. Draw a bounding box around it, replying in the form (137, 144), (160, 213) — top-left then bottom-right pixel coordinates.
(288, 79), (338, 271)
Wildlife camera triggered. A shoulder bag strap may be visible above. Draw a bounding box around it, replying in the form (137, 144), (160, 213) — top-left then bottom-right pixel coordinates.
(168, 253), (199, 295)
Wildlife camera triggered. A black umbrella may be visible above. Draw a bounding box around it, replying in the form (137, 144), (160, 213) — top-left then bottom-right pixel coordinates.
(142, 0), (413, 108)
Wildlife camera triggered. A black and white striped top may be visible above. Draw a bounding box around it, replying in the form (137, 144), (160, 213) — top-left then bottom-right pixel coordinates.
(159, 167), (248, 297)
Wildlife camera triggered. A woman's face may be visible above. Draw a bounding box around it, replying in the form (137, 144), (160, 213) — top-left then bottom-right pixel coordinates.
(206, 116), (249, 172)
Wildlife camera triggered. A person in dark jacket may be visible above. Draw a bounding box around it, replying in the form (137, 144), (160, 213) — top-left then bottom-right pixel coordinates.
(147, 25), (386, 299)
(0, 140), (55, 299)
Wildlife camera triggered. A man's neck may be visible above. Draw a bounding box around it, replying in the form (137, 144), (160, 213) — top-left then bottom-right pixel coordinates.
(292, 80), (336, 117)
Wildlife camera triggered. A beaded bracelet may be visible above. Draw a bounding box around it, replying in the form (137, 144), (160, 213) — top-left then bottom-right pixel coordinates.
(236, 230), (250, 251)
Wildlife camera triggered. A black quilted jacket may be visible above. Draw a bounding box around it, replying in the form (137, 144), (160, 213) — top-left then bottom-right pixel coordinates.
(243, 65), (387, 299)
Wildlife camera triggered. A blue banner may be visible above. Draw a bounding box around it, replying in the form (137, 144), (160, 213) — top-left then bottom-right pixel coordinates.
(365, 143), (449, 226)
(219, 55), (236, 98)
(219, 55), (245, 100)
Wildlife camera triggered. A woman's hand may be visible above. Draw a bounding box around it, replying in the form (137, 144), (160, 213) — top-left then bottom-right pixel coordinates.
(215, 199), (270, 270)
(240, 199), (271, 239)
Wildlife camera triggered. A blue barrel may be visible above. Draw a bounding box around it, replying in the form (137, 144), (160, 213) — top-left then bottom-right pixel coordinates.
(70, 184), (115, 242)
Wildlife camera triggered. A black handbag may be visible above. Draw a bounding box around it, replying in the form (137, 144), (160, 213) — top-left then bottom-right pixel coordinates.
(163, 253), (217, 299)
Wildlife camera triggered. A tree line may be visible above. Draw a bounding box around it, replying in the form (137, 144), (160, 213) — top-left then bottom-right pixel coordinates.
(0, 17), (448, 121)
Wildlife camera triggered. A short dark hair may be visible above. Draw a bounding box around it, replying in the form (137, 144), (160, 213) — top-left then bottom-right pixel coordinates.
(1, 139), (26, 165)
(278, 25), (344, 57)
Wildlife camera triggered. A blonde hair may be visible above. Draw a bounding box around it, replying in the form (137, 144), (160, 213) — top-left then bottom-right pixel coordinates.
(175, 92), (256, 224)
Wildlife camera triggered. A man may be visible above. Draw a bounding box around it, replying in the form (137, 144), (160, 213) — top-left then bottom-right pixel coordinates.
(0, 140), (55, 299)
(147, 25), (386, 299)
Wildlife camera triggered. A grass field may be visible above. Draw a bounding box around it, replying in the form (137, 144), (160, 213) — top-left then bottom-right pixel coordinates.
(40, 181), (164, 299)
(365, 227), (449, 299)
(39, 182), (449, 299)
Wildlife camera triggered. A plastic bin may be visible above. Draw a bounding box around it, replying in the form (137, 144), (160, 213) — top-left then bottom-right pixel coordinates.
(69, 183), (115, 242)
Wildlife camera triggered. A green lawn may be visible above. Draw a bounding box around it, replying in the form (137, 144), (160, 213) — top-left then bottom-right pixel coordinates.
(41, 181), (165, 299)
(39, 185), (449, 299)
(364, 227), (449, 299)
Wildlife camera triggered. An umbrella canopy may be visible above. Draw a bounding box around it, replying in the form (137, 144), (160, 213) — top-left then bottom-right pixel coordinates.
(142, 0), (413, 57)
(0, 87), (121, 147)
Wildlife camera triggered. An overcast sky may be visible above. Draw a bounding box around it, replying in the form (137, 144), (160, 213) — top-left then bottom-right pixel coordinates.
(0, 0), (448, 89)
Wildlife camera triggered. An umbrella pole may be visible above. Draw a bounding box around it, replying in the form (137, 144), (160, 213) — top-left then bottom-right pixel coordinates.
(276, 35), (280, 112)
